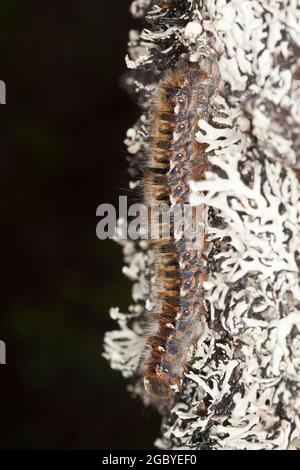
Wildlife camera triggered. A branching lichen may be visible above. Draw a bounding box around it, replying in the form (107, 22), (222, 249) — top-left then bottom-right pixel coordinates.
(103, 0), (300, 450)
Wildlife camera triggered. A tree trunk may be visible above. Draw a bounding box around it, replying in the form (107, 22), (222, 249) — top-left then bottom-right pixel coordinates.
(104, 0), (300, 450)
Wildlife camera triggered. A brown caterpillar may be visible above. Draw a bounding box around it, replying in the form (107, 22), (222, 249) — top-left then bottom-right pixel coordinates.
(140, 57), (220, 402)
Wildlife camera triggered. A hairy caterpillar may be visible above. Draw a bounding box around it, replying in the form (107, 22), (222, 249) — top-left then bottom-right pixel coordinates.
(139, 57), (220, 402)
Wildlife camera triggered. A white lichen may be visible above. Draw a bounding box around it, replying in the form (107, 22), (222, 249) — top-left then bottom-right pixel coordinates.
(103, 0), (300, 450)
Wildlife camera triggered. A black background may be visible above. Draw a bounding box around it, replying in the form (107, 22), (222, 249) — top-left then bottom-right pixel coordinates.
(0, 0), (160, 449)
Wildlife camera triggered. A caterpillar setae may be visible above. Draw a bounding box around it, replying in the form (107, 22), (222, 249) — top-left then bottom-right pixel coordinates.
(139, 56), (221, 402)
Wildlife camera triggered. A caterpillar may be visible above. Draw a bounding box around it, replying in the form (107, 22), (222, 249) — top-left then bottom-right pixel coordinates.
(139, 56), (221, 402)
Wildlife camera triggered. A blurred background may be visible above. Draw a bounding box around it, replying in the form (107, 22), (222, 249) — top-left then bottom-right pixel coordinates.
(0, 0), (160, 449)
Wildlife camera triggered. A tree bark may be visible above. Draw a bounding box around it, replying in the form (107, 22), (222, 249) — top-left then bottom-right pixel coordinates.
(104, 0), (300, 450)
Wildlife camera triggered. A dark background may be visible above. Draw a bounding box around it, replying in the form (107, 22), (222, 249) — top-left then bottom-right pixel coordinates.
(0, 0), (160, 449)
